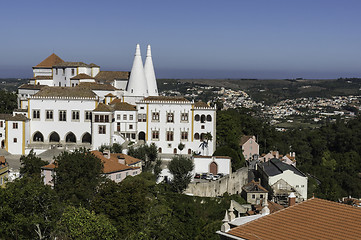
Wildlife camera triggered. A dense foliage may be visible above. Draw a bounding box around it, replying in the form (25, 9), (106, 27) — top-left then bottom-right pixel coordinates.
(19, 150), (48, 178)
(216, 108), (361, 200)
(128, 143), (160, 172)
(0, 89), (17, 114)
(168, 155), (194, 193)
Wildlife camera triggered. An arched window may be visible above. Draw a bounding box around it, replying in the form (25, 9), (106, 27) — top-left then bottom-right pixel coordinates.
(194, 133), (200, 140)
(33, 131), (44, 142)
(206, 115), (212, 121)
(201, 115), (206, 123)
(200, 133), (205, 141)
(139, 132), (146, 141)
(49, 132), (60, 142)
(158, 147), (162, 153)
(82, 132), (91, 143)
(195, 114), (200, 121)
(188, 149), (192, 154)
(173, 148), (177, 154)
(65, 132), (76, 143)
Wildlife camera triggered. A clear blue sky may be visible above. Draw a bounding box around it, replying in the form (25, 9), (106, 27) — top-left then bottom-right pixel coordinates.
(1, 0), (361, 79)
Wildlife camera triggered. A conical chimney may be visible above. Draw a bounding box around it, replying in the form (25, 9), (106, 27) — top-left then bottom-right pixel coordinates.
(126, 44), (148, 97)
(144, 45), (159, 96)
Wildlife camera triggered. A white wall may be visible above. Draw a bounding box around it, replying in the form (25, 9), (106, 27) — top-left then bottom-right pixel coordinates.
(193, 156), (231, 175)
(269, 170), (308, 200)
(29, 98), (96, 144)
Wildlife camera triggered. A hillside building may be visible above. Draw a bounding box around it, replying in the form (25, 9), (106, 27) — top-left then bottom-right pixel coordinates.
(2, 44), (216, 156)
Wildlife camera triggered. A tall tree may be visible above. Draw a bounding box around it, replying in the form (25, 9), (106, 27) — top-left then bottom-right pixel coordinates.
(168, 155), (194, 193)
(19, 149), (48, 178)
(0, 177), (62, 240)
(54, 148), (104, 207)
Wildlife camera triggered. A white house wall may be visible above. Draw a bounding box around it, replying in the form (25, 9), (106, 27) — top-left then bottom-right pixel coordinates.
(193, 157), (231, 175)
(268, 170), (308, 200)
(29, 98), (96, 144)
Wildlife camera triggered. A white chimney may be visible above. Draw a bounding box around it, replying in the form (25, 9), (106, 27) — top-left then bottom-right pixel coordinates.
(127, 44), (148, 97)
(144, 45), (159, 96)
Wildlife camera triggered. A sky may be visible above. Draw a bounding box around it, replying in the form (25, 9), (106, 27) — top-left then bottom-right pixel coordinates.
(1, 0), (361, 79)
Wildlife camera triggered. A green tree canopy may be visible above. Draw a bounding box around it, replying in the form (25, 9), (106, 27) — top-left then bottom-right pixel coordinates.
(168, 155), (194, 193)
(19, 149), (48, 178)
(54, 148), (104, 207)
(128, 143), (158, 172)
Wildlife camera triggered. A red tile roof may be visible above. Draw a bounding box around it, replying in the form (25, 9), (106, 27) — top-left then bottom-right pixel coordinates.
(90, 151), (141, 174)
(33, 53), (64, 68)
(226, 197), (361, 240)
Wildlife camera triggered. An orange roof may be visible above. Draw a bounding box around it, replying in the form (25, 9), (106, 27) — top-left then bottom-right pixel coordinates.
(0, 156), (6, 164)
(33, 53), (64, 68)
(70, 73), (94, 80)
(90, 151), (141, 174)
(225, 198), (361, 240)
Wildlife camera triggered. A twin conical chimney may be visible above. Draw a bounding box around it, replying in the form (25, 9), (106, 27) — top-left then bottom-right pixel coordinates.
(144, 45), (159, 96)
(126, 44), (148, 97)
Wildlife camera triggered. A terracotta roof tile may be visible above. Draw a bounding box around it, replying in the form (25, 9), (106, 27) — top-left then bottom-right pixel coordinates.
(194, 101), (210, 108)
(95, 71), (130, 83)
(111, 102), (136, 111)
(242, 180), (268, 193)
(18, 84), (47, 90)
(33, 86), (97, 98)
(93, 103), (113, 112)
(70, 73), (94, 80)
(90, 151), (141, 174)
(226, 198), (361, 240)
(239, 135), (254, 146)
(33, 53), (64, 68)
(76, 82), (117, 90)
(53, 62), (93, 68)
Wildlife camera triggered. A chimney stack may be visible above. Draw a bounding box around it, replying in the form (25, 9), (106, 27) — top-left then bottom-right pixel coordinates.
(103, 150), (111, 159)
(288, 192), (296, 207)
(117, 155), (125, 165)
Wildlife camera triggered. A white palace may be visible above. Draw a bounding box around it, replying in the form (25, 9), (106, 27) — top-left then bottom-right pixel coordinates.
(0, 44), (216, 157)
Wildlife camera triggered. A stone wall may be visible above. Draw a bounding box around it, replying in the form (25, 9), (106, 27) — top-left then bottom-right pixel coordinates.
(185, 167), (249, 197)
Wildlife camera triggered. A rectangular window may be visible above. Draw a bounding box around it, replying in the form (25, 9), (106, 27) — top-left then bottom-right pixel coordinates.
(152, 130), (159, 140)
(13, 123), (18, 129)
(71, 69), (75, 75)
(46, 110), (53, 120)
(85, 111), (92, 121)
(129, 115), (133, 120)
(167, 113), (174, 123)
(105, 115), (109, 122)
(33, 110), (40, 119)
(152, 112), (159, 121)
(55, 68), (58, 75)
(181, 131), (188, 140)
(72, 110), (80, 121)
(0, 133), (2, 137)
(123, 115), (127, 120)
(95, 115), (99, 122)
(62, 68), (65, 76)
(13, 138), (17, 143)
(166, 131), (174, 141)
(116, 174), (121, 179)
(0, 121), (3, 128)
(117, 122), (120, 132)
(117, 114), (121, 120)
(181, 113), (188, 122)
(100, 115), (104, 122)
(59, 110), (67, 121)
(131, 133), (136, 139)
(142, 114), (146, 122)
(99, 125), (106, 134)
(129, 124), (133, 130)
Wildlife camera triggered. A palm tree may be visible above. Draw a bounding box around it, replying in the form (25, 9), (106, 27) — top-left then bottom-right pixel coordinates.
(199, 132), (212, 155)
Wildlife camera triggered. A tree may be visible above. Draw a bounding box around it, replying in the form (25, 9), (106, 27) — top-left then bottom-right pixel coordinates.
(19, 149), (48, 178)
(57, 206), (117, 240)
(178, 143), (185, 153)
(0, 177), (62, 239)
(0, 90), (17, 114)
(98, 143), (123, 153)
(128, 143), (158, 172)
(54, 148), (104, 207)
(168, 155), (194, 193)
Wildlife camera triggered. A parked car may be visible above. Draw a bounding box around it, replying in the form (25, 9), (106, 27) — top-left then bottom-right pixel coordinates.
(194, 173), (200, 179)
(206, 173), (213, 180)
(201, 173), (208, 179)
(217, 173), (224, 178)
(212, 175), (220, 181)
